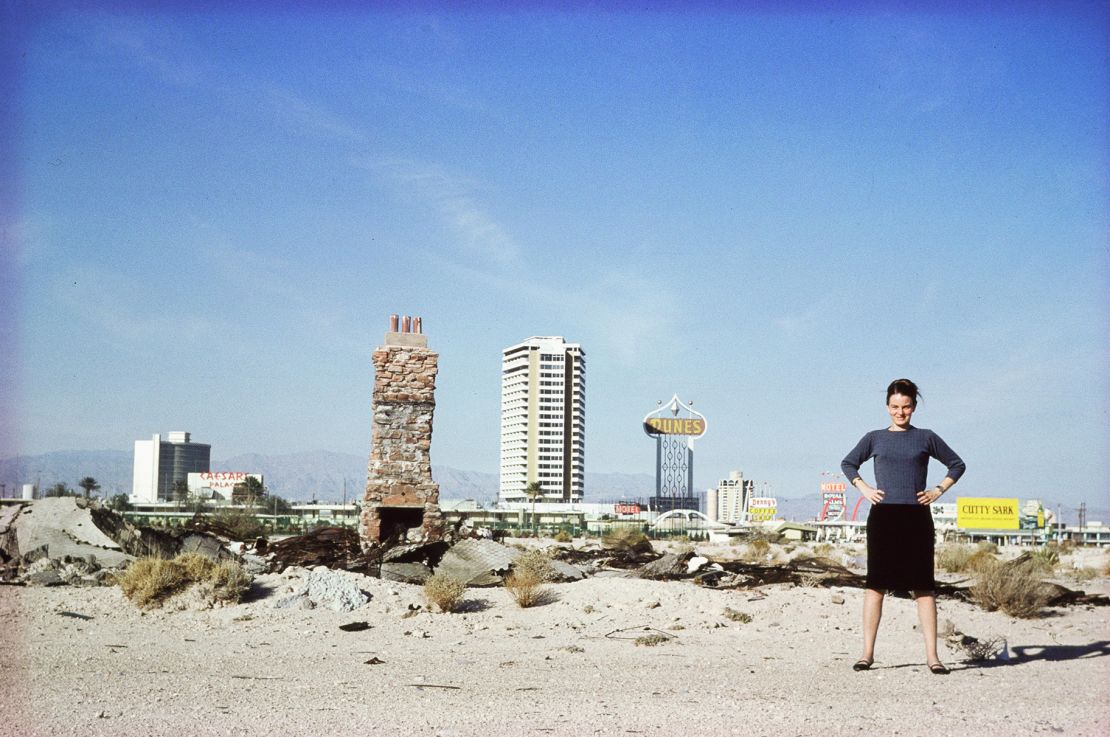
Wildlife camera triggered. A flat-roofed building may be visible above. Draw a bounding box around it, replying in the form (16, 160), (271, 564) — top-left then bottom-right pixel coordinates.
(132, 431), (211, 503)
(499, 337), (585, 503)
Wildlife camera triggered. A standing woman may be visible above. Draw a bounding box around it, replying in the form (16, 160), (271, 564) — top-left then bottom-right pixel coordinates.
(841, 378), (965, 674)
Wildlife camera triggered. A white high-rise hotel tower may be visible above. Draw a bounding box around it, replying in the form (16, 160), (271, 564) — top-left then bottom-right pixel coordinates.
(499, 337), (585, 503)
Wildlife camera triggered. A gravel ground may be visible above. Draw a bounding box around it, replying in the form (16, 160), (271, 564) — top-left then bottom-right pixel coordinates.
(2, 548), (1108, 737)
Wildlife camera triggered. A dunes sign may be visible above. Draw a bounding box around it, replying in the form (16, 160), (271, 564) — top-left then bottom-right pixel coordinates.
(642, 395), (708, 439)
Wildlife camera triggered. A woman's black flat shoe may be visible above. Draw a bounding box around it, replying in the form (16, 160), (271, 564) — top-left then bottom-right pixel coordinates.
(852, 660), (873, 671)
(928, 663), (950, 675)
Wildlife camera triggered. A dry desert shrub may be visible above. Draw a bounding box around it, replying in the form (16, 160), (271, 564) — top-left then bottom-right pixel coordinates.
(941, 619), (1006, 661)
(937, 543), (998, 574)
(723, 607), (753, 623)
(812, 542), (836, 559)
(936, 543), (973, 573)
(209, 508), (266, 541)
(798, 571), (832, 587)
(118, 557), (187, 608)
(634, 633), (671, 647)
(971, 556), (1054, 618)
(1069, 567), (1099, 583)
(178, 552), (217, 580)
(741, 538), (771, 562)
(424, 573), (467, 613)
(514, 549), (556, 581)
(552, 529), (573, 543)
(118, 554), (250, 609)
(1027, 546), (1060, 574)
(504, 569), (550, 608)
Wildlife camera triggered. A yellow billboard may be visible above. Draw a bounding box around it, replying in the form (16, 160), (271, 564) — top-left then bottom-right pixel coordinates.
(956, 497), (1020, 530)
(748, 497), (777, 522)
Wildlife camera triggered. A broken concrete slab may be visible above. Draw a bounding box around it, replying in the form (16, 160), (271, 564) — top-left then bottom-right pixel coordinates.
(382, 541), (449, 567)
(0, 503), (25, 536)
(636, 551), (695, 580)
(381, 561), (432, 584)
(13, 498), (133, 569)
(434, 538), (520, 587)
(547, 559), (587, 582)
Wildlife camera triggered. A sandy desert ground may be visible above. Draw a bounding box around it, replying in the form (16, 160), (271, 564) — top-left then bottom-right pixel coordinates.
(2, 542), (1108, 737)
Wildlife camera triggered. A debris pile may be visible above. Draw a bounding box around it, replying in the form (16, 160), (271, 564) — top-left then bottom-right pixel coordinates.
(3, 499), (1106, 620)
(0, 498), (235, 586)
(266, 526), (381, 575)
(270, 567), (372, 612)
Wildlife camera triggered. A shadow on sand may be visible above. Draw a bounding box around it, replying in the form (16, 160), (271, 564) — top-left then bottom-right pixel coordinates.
(848, 641), (1110, 673)
(962, 640), (1110, 669)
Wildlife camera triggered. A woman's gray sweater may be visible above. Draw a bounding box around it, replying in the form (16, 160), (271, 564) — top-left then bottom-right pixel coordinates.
(841, 426), (966, 505)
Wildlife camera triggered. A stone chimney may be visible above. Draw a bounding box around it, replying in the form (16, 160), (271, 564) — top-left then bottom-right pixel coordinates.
(360, 314), (444, 547)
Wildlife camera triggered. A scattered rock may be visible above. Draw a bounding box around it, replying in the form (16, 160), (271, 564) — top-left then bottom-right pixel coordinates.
(304, 568), (371, 612)
(687, 556), (710, 574)
(637, 551), (694, 580)
(339, 621), (372, 632)
(547, 559), (587, 582)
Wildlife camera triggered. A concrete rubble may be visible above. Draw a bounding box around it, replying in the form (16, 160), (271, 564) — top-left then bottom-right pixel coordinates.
(4, 502), (1107, 621)
(270, 566), (372, 612)
(433, 538), (521, 587)
(0, 498), (235, 587)
(636, 551), (695, 580)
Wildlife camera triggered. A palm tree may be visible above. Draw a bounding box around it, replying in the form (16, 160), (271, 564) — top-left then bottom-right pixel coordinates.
(523, 481), (543, 536)
(78, 476), (101, 499)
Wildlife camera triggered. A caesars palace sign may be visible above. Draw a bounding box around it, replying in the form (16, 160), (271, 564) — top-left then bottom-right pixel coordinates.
(187, 472), (263, 492)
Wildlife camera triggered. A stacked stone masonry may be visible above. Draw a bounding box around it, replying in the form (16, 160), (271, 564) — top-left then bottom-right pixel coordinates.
(361, 343), (445, 546)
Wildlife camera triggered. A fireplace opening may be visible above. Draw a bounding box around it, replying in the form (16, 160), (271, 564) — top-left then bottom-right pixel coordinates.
(376, 506), (425, 543)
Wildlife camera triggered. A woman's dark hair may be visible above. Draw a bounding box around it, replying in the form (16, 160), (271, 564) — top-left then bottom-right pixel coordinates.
(886, 378), (921, 407)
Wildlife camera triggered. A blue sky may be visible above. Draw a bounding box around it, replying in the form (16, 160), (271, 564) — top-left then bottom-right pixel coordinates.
(4, 3), (1107, 507)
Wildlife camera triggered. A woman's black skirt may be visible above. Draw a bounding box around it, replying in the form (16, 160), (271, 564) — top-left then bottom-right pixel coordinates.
(866, 503), (935, 592)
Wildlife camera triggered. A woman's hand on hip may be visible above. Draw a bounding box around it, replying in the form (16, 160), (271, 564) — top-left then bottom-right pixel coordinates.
(859, 485), (884, 504)
(917, 487), (944, 505)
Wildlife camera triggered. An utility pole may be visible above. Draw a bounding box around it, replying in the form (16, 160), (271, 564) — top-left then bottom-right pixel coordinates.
(1078, 502), (1087, 542)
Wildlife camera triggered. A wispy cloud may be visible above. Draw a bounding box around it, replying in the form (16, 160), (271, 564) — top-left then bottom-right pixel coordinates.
(260, 85), (370, 144)
(95, 17), (205, 87)
(368, 157), (522, 268)
(421, 247), (675, 365)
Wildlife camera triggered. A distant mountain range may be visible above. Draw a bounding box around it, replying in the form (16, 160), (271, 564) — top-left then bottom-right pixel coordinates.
(2, 449), (1102, 524)
(0, 449), (657, 507)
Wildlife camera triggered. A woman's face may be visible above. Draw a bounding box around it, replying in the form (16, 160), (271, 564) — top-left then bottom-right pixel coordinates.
(887, 393), (915, 429)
